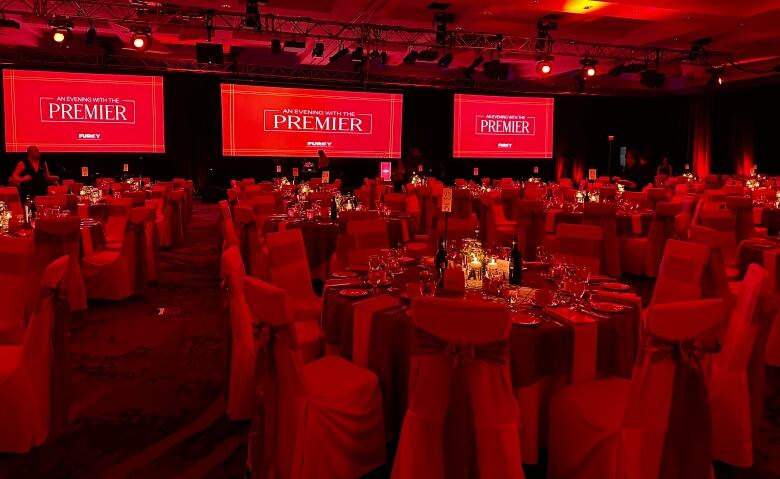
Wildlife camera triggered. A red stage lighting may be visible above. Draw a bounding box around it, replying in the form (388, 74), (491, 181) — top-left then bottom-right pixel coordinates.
(537, 61), (553, 75)
(51, 27), (72, 46)
(131, 32), (151, 52)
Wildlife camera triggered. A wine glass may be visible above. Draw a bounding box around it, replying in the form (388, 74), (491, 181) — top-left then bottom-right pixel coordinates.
(386, 249), (404, 293)
(367, 255), (383, 295)
(419, 266), (436, 297)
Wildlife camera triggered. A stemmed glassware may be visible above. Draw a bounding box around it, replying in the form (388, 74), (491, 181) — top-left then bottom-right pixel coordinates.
(367, 255), (383, 295)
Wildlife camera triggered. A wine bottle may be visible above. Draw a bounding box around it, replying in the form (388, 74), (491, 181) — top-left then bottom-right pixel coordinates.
(330, 194), (338, 221)
(435, 236), (448, 287)
(509, 235), (522, 285)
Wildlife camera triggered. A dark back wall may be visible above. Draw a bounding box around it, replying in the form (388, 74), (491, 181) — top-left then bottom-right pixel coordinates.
(1, 68), (776, 189)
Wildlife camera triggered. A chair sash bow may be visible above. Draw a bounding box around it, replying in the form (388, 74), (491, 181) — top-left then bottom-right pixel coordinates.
(412, 327), (508, 479)
(640, 332), (720, 479)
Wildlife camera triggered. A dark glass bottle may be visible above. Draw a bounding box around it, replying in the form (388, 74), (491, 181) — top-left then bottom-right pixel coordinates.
(330, 195), (338, 221)
(435, 236), (448, 286)
(509, 235), (522, 285)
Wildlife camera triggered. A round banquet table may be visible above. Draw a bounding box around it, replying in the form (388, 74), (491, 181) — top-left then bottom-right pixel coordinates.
(550, 209), (653, 236)
(2, 217), (105, 258)
(320, 264), (640, 457)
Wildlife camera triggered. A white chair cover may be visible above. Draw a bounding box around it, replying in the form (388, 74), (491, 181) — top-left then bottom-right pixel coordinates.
(244, 277), (385, 479)
(392, 298), (524, 479)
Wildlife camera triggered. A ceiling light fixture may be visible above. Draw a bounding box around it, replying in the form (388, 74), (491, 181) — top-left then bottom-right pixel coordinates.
(49, 18), (74, 46)
(130, 29), (151, 52)
(438, 52), (453, 68)
(86, 24), (97, 47)
(270, 38), (282, 54)
(580, 58), (598, 78)
(403, 49), (419, 65)
(312, 42), (325, 57)
(329, 45), (349, 63)
(536, 55), (554, 75)
(707, 67), (724, 87)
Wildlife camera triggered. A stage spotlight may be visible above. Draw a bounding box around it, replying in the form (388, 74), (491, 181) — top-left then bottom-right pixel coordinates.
(707, 67), (724, 87)
(271, 38), (282, 54)
(50, 18), (74, 46)
(86, 25), (97, 47)
(312, 42), (325, 57)
(329, 46), (349, 63)
(130, 30), (151, 52)
(536, 56), (553, 75)
(403, 49), (419, 65)
(351, 46), (364, 62)
(580, 58), (598, 78)
(438, 52), (453, 68)
(464, 55), (484, 79)
(380, 51), (389, 65)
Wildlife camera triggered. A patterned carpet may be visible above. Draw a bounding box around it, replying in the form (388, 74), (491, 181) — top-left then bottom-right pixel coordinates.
(0, 202), (778, 478)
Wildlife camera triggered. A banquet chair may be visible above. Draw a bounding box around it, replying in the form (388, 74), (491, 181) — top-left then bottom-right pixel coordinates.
(515, 200), (546, 260)
(354, 186), (374, 209)
(649, 239), (710, 306)
(233, 205), (265, 278)
(244, 276), (385, 478)
(0, 255), (70, 453)
(710, 263), (768, 467)
(102, 197), (134, 250)
(0, 237), (36, 344)
(221, 247), (321, 420)
(47, 185), (68, 195)
(622, 191), (647, 209)
(487, 200), (516, 246)
(0, 186), (24, 216)
(500, 188), (521, 219)
(523, 187), (546, 201)
(392, 298), (523, 479)
(598, 185), (617, 202)
(724, 184), (745, 196)
(266, 229), (322, 325)
(645, 187), (668, 210)
(452, 188), (476, 220)
(345, 219), (390, 268)
(547, 298), (728, 479)
(427, 217), (480, 252)
(219, 200), (239, 249)
(697, 209), (738, 266)
(383, 192), (409, 213)
(584, 203), (621, 277)
(121, 190), (147, 208)
(556, 223), (603, 274)
(81, 213), (138, 300)
(32, 216), (87, 312)
(686, 225), (738, 305)
(725, 196), (763, 242)
(150, 185), (174, 247)
(622, 202), (682, 277)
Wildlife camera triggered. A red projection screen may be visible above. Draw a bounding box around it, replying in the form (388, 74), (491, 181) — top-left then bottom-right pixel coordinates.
(453, 94), (554, 159)
(221, 84), (402, 158)
(3, 69), (165, 153)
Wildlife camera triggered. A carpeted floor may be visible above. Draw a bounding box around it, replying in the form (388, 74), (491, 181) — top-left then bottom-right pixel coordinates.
(0, 201), (779, 478)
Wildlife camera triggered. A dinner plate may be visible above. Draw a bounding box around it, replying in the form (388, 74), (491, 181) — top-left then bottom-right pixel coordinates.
(589, 301), (627, 313)
(511, 312), (542, 326)
(600, 282), (631, 292)
(339, 289), (370, 298)
(331, 271), (359, 279)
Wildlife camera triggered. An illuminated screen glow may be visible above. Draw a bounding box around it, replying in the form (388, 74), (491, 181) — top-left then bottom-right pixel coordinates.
(221, 84), (402, 158)
(453, 94), (554, 159)
(3, 69), (165, 153)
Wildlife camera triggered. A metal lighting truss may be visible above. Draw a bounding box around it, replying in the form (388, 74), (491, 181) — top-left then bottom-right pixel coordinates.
(0, 0), (728, 66)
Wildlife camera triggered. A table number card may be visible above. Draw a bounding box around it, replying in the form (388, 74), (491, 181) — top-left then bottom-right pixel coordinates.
(441, 187), (453, 213)
(292, 167), (299, 177)
(276, 165), (282, 173)
(417, 164), (423, 172)
(533, 166), (539, 174)
(588, 169), (597, 181)
(443, 268), (465, 292)
(684, 163), (690, 170)
(380, 161), (392, 182)
(123, 163), (129, 172)
(81, 166), (89, 177)
(322, 170), (330, 183)
(473, 167), (479, 176)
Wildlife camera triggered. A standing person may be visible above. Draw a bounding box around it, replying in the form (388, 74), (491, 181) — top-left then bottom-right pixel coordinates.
(11, 145), (58, 200)
(657, 156), (673, 177)
(612, 150), (642, 191)
(317, 149), (330, 171)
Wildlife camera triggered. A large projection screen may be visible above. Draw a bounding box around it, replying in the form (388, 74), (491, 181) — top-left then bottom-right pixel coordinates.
(221, 84), (402, 158)
(453, 94), (554, 159)
(3, 69), (165, 153)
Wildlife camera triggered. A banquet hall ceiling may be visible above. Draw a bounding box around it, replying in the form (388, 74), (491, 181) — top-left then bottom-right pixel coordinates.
(1, 0), (779, 92)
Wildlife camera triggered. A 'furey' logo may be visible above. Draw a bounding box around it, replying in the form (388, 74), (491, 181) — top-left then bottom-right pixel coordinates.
(307, 141), (333, 147)
(40, 96), (136, 124)
(264, 109), (372, 134)
(475, 114), (536, 136)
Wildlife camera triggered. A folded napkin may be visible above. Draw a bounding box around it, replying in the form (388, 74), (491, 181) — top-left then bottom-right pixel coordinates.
(591, 291), (642, 310)
(544, 307), (598, 383)
(323, 277), (365, 293)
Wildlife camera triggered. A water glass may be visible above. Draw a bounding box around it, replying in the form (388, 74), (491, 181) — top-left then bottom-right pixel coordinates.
(419, 267), (436, 297)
